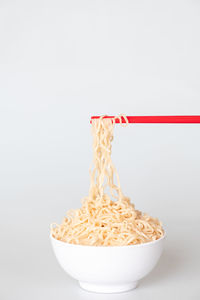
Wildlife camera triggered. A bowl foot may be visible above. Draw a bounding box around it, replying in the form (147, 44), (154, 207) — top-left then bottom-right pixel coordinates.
(79, 281), (138, 293)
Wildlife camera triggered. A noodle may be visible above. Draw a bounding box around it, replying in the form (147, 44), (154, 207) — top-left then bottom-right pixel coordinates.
(51, 115), (164, 246)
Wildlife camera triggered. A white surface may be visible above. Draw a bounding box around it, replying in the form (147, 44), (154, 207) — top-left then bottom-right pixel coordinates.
(1, 220), (200, 300)
(50, 234), (165, 293)
(0, 0), (200, 299)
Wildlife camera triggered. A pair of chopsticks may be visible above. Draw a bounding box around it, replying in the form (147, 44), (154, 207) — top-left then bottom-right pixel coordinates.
(90, 116), (200, 124)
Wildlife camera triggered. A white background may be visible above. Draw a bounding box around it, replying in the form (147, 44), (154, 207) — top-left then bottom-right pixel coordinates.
(0, 0), (200, 299)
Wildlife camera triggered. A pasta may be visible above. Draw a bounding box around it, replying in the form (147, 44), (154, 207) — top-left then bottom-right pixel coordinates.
(51, 115), (164, 246)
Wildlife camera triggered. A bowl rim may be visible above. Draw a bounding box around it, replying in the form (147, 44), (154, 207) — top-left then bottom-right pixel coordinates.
(50, 230), (166, 249)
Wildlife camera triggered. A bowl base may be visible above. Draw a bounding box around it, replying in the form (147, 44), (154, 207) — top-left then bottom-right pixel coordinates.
(79, 281), (138, 293)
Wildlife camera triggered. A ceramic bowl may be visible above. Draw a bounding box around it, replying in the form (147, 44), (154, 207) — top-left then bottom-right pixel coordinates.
(50, 233), (165, 293)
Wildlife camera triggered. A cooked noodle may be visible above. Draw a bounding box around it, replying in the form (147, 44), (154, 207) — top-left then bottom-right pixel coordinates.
(51, 115), (164, 246)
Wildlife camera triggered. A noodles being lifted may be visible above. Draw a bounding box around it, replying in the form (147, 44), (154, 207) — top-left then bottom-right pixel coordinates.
(51, 115), (164, 246)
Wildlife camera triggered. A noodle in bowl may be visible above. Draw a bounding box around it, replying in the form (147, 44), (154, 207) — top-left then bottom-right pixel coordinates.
(51, 116), (164, 247)
(50, 115), (165, 292)
(50, 232), (166, 293)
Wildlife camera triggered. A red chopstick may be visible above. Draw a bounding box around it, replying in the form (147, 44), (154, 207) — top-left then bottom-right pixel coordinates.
(90, 116), (200, 124)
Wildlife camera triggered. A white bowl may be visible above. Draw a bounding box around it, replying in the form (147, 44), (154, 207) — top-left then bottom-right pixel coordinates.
(50, 233), (165, 293)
